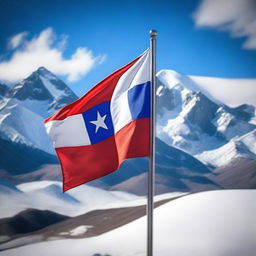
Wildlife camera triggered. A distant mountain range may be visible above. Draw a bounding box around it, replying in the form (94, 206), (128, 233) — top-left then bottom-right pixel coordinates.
(156, 70), (256, 168)
(0, 67), (255, 194)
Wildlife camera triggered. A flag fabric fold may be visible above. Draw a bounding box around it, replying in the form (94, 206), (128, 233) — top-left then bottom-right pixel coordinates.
(45, 49), (150, 191)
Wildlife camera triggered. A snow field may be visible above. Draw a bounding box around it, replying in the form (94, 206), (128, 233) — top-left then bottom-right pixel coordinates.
(1, 190), (255, 256)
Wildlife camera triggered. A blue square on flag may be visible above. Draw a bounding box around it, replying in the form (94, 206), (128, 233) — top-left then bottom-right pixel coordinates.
(82, 102), (114, 144)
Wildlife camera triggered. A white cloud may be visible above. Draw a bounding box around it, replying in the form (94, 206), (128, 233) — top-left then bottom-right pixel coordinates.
(0, 28), (105, 83)
(193, 0), (256, 49)
(8, 31), (28, 49)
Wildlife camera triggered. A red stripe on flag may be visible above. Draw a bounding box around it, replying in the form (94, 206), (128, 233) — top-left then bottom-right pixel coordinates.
(57, 135), (119, 191)
(45, 57), (140, 123)
(56, 118), (149, 191)
(115, 117), (150, 161)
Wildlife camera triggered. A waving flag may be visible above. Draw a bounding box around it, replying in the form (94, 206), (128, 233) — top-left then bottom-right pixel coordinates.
(45, 49), (150, 191)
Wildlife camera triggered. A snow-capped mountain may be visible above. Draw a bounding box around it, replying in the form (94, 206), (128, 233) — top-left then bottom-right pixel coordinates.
(8, 67), (77, 117)
(0, 68), (255, 256)
(0, 67), (255, 191)
(0, 67), (78, 173)
(0, 67), (216, 191)
(156, 70), (256, 167)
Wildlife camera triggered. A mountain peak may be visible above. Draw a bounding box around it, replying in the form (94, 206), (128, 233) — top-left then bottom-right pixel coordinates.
(34, 67), (58, 81)
(157, 69), (182, 89)
(5, 67), (78, 118)
(157, 69), (199, 92)
(37, 66), (49, 72)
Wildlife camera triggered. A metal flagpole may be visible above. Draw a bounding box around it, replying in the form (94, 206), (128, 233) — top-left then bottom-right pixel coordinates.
(148, 29), (157, 256)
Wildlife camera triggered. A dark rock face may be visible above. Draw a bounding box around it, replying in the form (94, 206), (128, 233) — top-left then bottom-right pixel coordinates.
(0, 137), (58, 175)
(0, 209), (69, 236)
(226, 104), (255, 122)
(0, 83), (10, 98)
(186, 92), (218, 135)
(12, 73), (52, 101)
(11, 67), (78, 116)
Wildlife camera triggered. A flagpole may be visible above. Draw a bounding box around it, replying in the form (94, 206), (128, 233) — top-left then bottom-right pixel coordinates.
(148, 29), (157, 256)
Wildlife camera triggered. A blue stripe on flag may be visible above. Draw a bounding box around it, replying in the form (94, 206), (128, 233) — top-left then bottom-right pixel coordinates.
(128, 81), (150, 120)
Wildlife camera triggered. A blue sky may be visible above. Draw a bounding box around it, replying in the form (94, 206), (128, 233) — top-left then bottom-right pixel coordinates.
(0, 0), (256, 96)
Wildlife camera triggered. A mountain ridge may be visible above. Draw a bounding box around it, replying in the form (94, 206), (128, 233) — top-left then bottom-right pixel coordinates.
(0, 67), (78, 172)
(156, 69), (256, 168)
(0, 67), (255, 193)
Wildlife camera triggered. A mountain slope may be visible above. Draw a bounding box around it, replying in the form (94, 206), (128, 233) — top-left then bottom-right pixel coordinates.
(0, 209), (69, 236)
(0, 83), (10, 99)
(156, 69), (256, 167)
(8, 67), (78, 118)
(0, 180), (140, 219)
(0, 137), (58, 175)
(110, 172), (220, 195)
(0, 196), (176, 250)
(0, 67), (78, 172)
(208, 158), (256, 189)
(1, 67), (255, 194)
(0, 103), (55, 154)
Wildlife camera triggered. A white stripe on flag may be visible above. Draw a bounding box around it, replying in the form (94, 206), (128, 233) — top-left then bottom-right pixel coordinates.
(110, 49), (150, 133)
(45, 114), (91, 148)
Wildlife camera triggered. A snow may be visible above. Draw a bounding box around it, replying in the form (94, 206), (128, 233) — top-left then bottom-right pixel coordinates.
(0, 236), (10, 243)
(0, 181), (140, 218)
(17, 180), (59, 192)
(0, 180), (186, 219)
(0, 236), (43, 251)
(16, 98), (51, 117)
(157, 69), (197, 92)
(212, 107), (256, 141)
(197, 130), (256, 167)
(69, 225), (93, 236)
(156, 69), (256, 167)
(213, 108), (233, 134)
(39, 75), (64, 100)
(0, 102), (54, 154)
(156, 69), (256, 108)
(1, 190), (255, 256)
(58, 226), (93, 236)
(189, 75), (256, 107)
(196, 140), (240, 167)
(38, 68), (58, 81)
(158, 109), (256, 167)
(238, 129), (256, 154)
(158, 115), (224, 156)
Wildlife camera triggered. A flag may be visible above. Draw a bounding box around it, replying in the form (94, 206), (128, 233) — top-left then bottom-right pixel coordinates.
(45, 49), (150, 191)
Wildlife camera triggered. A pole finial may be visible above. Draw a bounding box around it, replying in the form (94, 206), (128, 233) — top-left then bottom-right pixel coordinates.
(150, 30), (157, 38)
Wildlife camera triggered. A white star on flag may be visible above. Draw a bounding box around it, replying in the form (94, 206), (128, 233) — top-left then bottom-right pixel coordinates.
(90, 111), (108, 133)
